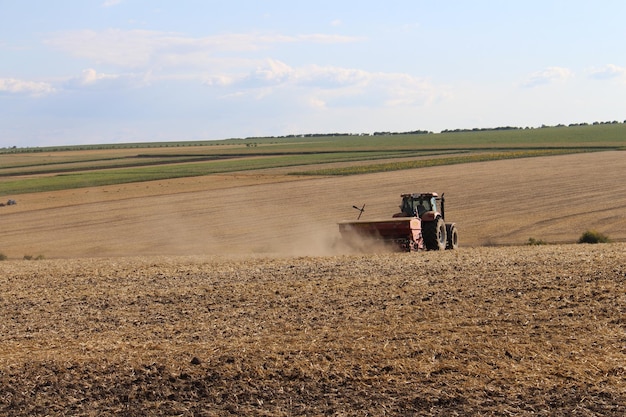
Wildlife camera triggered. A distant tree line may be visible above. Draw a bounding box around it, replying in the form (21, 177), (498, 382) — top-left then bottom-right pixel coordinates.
(441, 126), (523, 133)
(259, 129), (432, 140)
(0, 141), (225, 154)
(372, 130), (432, 136)
(441, 119), (625, 134)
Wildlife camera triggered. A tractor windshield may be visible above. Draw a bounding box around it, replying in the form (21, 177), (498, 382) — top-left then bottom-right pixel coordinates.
(401, 196), (435, 217)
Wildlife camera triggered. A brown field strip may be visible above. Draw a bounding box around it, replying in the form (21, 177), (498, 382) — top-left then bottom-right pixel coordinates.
(0, 151), (625, 258)
(0, 245), (624, 415)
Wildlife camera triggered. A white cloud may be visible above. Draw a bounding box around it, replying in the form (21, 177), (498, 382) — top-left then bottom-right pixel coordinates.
(0, 77), (55, 96)
(41, 27), (437, 110)
(296, 65), (370, 88)
(102, 0), (122, 7)
(248, 59), (295, 85)
(588, 64), (626, 80)
(45, 29), (362, 69)
(79, 68), (119, 84)
(210, 60), (441, 110)
(296, 34), (361, 43)
(521, 66), (573, 88)
(308, 96), (327, 109)
(46, 29), (163, 68)
(63, 68), (135, 90)
(373, 72), (438, 107)
(202, 74), (235, 87)
(35, 28), (445, 142)
(297, 69), (435, 108)
(65, 68), (119, 88)
(300, 67), (439, 108)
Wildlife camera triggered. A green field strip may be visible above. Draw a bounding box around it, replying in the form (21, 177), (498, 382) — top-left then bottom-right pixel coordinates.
(0, 152), (421, 195)
(290, 148), (602, 176)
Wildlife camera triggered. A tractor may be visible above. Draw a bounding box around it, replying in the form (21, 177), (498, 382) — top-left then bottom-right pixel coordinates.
(338, 192), (458, 252)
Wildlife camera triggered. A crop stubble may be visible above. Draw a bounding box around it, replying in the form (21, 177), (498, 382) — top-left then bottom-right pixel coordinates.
(0, 244), (624, 416)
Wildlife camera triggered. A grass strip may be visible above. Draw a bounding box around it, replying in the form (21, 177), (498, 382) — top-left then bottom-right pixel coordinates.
(0, 150), (459, 195)
(290, 149), (596, 176)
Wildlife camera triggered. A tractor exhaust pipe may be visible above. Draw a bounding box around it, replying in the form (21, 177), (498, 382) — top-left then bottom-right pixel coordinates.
(440, 193), (445, 220)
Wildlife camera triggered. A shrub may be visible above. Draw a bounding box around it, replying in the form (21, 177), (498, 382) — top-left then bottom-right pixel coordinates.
(0, 253), (7, 261)
(23, 254), (45, 260)
(578, 230), (610, 244)
(526, 237), (547, 245)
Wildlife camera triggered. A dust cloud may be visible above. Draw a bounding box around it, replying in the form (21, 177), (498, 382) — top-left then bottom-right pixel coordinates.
(260, 224), (397, 257)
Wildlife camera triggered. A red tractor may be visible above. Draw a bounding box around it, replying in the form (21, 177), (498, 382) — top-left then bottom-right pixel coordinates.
(338, 192), (458, 252)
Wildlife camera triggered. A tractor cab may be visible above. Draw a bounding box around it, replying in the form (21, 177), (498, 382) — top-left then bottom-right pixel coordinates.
(396, 193), (443, 220)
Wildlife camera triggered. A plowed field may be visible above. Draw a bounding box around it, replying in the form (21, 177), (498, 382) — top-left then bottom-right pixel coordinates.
(1, 151), (625, 415)
(1, 245), (624, 416)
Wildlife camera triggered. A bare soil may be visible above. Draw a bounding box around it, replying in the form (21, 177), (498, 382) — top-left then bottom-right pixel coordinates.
(1, 244), (624, 416)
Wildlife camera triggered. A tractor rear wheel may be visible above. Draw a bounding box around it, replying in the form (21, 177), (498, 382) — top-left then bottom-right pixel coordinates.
(423, 217), (447, 250)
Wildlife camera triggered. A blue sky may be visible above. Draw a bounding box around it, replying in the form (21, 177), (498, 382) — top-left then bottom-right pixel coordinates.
(1, 1), (625, 147)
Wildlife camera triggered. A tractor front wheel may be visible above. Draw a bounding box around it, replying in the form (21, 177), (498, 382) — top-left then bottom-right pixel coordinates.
(423, 217), (447, 250)
(446, 224), (459, 250)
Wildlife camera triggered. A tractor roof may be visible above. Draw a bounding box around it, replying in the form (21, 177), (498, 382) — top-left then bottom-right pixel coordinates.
(401, 192), (439, 198)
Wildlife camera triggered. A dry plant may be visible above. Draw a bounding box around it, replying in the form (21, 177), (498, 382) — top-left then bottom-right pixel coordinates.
(1, 244), (624, 416)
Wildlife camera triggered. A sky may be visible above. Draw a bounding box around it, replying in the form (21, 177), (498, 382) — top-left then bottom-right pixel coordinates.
(1, 1), (626, 148)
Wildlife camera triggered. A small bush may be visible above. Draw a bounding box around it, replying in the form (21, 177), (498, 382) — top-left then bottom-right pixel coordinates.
(578, 230), (610, 244)
(0, 253), (7, 261)
(23, 254), (45, 260)
(526, 237), (547, 245)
